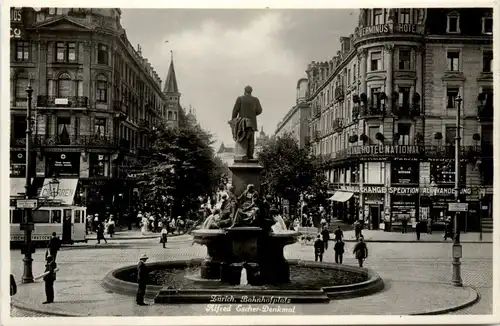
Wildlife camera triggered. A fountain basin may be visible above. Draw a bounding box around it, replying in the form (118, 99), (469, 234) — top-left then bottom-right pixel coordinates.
(191, 227), (300, 284)
(101, 259), (384, 304)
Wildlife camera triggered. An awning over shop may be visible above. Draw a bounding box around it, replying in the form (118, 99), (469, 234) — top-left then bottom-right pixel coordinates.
(40, 178), (78, 205)
(10, 178), (28, 198)
(328, 191), (354, 202)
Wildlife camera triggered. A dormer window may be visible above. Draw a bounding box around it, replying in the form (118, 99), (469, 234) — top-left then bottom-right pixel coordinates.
(482, 15), (493, 35)
(446, 12), (460, 34)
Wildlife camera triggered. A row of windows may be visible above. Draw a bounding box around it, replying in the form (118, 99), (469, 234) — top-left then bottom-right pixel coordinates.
(14, 40), (110, 65)
(446, 12), (493, 35)
(366, 9), (493, 35)
(446, 49), (492, 73)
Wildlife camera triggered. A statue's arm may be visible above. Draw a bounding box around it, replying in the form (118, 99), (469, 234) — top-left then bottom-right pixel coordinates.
(232, 97), (241, 119)
(255, 98), (263, 116)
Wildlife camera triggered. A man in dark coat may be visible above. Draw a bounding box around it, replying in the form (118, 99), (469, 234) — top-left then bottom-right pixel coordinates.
(42, 255), (57, 304)
(313, 235), (324, 262)
(401, 217), (408, 234)
(136, 254), (149, 306)
(230, 85), (263, 160)
(321, 227), (330, 251)
(353, 237), (368, 267)
(334, 240), (345, 264)
(334, 226), (344, 242)
(47, 232), (61, 262)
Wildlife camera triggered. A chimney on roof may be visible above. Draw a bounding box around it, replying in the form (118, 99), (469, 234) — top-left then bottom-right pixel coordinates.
(137, 44), (142, 55)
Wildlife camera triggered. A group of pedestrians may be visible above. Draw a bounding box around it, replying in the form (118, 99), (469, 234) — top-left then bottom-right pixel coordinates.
(313, 226), (368, 268)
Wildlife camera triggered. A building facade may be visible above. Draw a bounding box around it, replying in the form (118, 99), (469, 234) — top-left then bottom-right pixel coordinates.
(305, 8), (493, 231)
(275, 78), (310, 148)
(10, 7), (179, 218)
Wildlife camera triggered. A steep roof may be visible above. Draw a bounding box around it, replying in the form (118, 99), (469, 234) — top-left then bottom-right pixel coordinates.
(163, 55), (179, 94)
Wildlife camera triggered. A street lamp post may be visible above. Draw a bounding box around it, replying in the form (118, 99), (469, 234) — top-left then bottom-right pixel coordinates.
(452, 95), (463, 287)
(21, 84), (34, 284)
(478, 185), (486, 242)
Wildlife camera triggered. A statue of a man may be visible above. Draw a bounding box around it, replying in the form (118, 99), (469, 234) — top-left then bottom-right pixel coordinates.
(229, 86), (263, 160)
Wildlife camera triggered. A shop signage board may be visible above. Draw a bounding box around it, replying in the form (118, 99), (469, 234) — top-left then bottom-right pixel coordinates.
(337, 185), (472, 195)
(346, 145), (423, 157)
(355, 23), (425, 38)
(448, 203), (469, 212)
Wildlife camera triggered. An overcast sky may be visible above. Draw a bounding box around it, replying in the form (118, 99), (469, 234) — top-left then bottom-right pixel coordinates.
(121, 9), (359, 148)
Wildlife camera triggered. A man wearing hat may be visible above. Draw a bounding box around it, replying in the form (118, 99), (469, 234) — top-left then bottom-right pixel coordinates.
(136, 254), (149, 306)
(42, 254), (57, 304)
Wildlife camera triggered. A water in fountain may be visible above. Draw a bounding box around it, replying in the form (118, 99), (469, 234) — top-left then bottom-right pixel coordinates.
(271, 215), (287, 232)
(240, 267), (248, 286)
(201, 214), (216, 229)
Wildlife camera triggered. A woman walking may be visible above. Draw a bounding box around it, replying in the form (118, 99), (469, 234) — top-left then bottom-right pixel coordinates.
(160, 226), (168, 248)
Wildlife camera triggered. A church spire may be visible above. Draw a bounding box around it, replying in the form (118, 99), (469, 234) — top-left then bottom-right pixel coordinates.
(163, 50), (179, 94)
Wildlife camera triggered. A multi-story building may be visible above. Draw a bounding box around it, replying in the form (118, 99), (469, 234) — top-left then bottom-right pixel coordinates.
(9, 7), (180, 216)
(275, 78), (310, 148)
(304, 8), (492, 231)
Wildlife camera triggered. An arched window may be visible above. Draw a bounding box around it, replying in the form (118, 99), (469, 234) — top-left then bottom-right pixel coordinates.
(96, 75), (107, 103)
(167, 111), (173, 120)
(57, 73), (72, 98)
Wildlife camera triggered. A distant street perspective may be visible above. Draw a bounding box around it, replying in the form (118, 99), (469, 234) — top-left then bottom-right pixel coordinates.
(7, 6), (495, 321)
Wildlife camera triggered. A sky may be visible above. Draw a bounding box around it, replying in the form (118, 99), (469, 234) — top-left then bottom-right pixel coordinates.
(121, 9), (359, 148)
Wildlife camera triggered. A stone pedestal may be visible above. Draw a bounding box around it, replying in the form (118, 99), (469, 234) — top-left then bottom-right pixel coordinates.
(229, 160), (263, 196)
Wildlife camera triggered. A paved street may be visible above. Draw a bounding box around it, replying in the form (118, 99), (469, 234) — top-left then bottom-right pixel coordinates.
(9, 235), (493, 317)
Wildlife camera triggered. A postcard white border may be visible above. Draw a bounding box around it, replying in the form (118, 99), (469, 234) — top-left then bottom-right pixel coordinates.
(1, 0), (499, 325)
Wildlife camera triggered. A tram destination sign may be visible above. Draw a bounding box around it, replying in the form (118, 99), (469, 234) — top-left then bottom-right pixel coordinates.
(16, 199), (38, 209)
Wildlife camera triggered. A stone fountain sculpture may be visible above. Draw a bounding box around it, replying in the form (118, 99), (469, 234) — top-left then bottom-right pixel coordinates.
(192, 86), (300, 286)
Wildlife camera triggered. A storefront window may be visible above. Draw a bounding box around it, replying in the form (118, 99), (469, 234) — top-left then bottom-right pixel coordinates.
(46, 152), (80, 177)
(391, 194), (417, 222)
(10, 151), (26, 177)
(89, 153), (108, 177)
(364, 162), (384, 184)
(430, 160), (466, 184)
(351, 165), (359, 183)
(391, 161), (419, 184)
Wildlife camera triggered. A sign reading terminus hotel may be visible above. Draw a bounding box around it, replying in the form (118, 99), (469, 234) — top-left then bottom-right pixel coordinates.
(356, 23), (425, 38)
(348, 145), (423, 155)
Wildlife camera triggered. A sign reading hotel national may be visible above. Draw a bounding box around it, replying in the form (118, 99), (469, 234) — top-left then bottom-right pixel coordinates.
(348, 145), (423, 156)
(355, 23), (425, 39)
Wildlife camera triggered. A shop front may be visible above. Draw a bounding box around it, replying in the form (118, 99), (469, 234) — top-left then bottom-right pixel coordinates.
(364, 193), (384, 230)
(328, 189), (357, 223)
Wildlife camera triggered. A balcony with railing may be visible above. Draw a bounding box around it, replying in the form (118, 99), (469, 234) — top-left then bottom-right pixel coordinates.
(37, 96), (89, 108)
(360, 105), (385, 118)
(33, 135), (120, 148)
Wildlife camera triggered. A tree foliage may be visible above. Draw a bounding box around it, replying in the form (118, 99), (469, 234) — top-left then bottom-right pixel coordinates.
(258, 132), (328, 207)
(135, 118), (223, 216)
